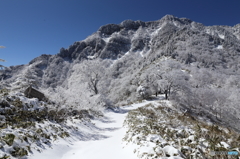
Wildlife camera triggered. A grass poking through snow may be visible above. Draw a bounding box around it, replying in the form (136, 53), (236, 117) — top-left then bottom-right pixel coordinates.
(123, 102), (240, 159)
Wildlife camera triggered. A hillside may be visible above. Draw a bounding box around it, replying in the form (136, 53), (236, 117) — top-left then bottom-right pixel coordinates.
(3, 15), (239, 128)
(0, 15), (240, 158)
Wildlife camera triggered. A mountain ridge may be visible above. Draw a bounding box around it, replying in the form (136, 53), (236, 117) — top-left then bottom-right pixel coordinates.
(1, 15), (240, 111)
(1, 15), (239, 92)
(4, 15), (240, 72)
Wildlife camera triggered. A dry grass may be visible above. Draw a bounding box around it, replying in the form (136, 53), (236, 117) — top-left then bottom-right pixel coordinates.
(123, 102), (240, 158)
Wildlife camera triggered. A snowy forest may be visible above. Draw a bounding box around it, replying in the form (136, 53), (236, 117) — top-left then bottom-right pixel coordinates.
(0, 15), (240, 158)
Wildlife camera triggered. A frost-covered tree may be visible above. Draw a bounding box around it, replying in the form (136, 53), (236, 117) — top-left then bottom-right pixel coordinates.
(150, 59), (187, 99)
(212, 88), (228, 119)
(10, 64), (40, 92)
(143, 73), (160, 97)
(136, 85), (151, 99)
(81, 59), (106, 95)
(24, 68), (40, 88)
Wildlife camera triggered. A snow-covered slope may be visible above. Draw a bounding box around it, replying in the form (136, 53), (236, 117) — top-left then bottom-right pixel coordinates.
(0, 90), (105, 158)
(29, 100), (155, 159)
(23, 96), (239, 159)
(123, 99), (240, 158)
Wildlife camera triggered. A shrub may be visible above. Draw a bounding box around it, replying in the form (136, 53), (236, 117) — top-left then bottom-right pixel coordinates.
(4, 134), (15, 146)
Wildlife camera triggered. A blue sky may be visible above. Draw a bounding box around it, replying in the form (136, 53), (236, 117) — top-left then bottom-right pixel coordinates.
(0, 0), (240, 66)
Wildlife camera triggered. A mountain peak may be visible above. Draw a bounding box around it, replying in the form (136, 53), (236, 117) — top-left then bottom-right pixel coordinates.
(98, 24), (121, 36)
(119, 19), (145, 30)
(159, 15), (193, 26)
(160, 14), (177, 21)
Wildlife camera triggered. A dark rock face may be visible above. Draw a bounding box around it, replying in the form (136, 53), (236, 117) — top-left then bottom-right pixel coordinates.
(98, 24), (121, 36)
(131, 38), (145, 52)
(29, 54), (51, 65)
(100, 35), (131, 59)
(120, 20), (145, 30)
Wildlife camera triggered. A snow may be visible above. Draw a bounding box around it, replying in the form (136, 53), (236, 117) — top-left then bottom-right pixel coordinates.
(218, 34), (225, 39)
(117, 51), (130, 60)
(173, 21), (180, 28)
(87, 55), (96, 59)
(206, 29), (211, 35)
(146, 134), (165, 143)
(151, 26), (162, 36)
(205, 29), (225, 40)
(30, 140), (72, 159)
(162, 146), (180, 156)
(138, 144), (156, 155)
(102, 37), (111, 43)
(29, 101), (152, 159)
(216, 45), (223, 49)
(220, 141), (230, 148)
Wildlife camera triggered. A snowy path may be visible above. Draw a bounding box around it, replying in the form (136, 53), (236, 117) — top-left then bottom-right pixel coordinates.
(30, 101), (154, 159)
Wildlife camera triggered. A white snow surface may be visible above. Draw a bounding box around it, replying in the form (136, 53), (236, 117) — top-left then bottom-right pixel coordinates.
(216, 45), (223, 49)
(218, 34), (225, 39)
(30, 101), (153, 159)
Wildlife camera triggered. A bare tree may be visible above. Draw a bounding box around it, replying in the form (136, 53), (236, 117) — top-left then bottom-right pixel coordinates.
(81, 59), (105, 95)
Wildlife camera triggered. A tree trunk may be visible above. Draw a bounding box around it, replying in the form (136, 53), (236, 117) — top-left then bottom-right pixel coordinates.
(219, 108), (222, 119)
(164, 90), (168, 100)
(93, 80), (98, 94)
(168, 87), (171, 96)
(215, 108), (218, 120)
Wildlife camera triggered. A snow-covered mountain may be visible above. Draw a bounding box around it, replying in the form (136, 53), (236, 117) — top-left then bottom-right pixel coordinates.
(3, 15), (240, 88)
(0, 15), (240, 158)
(2, 14), (240, 125)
